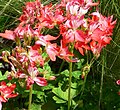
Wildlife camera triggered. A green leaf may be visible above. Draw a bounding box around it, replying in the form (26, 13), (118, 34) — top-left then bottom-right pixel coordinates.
(77, 100), (83, 108)
(0, 71), (2, 77)
(71, 82), (77, 89)
(76, 59), (84, 69)
(38, 67), (43, 73)
(78, 80), (84, 86)
(52, 87), (68, 101)
(53, 96), (66, 103)
(72, 100), (77, 106)
(52, 87), (76, 103)
(0, 71), (8, 81)
(43, 62), (52, 72)
(42, 51), (48, 57)
(36, 92), (45, 100)
(31, 103), (42, 110)
(42, 84), (54, 90)
(60, 70), (69, 77)
(72, 71), (82, 79)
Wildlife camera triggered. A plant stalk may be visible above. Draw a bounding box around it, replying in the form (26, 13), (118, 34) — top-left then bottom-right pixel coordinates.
(68, 44), (74, 110)
(68, 61), (73, 110)
(99, 49), (105, 109)
(28, 85), (33, 110)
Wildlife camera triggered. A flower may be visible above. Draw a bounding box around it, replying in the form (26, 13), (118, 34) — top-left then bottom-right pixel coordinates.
(28, 44), (44, 66)
(116, 80), (120, 85)
(75, 41), (90, 55)
(58, 40), (74, 62)
(35, 35), (59, 61)
(0, 81), (18, 110)
(45, 43), (59, 61)
(26, 66), (47, 89)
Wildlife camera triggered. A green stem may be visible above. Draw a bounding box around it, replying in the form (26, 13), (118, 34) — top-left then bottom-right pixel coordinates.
(68, 61), (73, 110)
(80, 71), (88, 98)
(28, 85), (33, 110)
(58, 60), (65, 74)
(68, 44), (74, 110)
(99, 50), (105, 109)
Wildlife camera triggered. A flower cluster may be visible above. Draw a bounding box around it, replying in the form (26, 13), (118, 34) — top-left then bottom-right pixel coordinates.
(0, 0), (116, 106)
(0, 0), (116, 58)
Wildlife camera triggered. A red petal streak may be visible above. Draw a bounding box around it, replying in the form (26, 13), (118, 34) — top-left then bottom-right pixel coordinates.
(0, 96), (7, 102)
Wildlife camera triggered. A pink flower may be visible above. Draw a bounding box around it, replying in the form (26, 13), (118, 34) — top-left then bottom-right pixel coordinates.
(66, 1), (88, 17)
(75, 41), (90, 55)
(28, 44), (44, 66)
(26, 66), (47, 89)
(90, 40), (102, 58)
(63, 29), (85, 43)
(35, 35), (59, 61)
(36, 35), (58, 46)
(65, 17), (84, 29)
(116, 80), (120, 85)
(0, 81), (18, 110)
(14, 24), (35, 39)
(0, 30), (15, 40)
(46, 43), (59, 61)
(58, 40), (75, 62)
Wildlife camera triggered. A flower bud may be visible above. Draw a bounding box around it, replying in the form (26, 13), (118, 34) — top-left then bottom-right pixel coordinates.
(48, 76), (56, 80)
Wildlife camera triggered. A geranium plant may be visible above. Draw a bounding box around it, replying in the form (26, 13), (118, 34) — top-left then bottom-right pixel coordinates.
(0, 0), (116, 110)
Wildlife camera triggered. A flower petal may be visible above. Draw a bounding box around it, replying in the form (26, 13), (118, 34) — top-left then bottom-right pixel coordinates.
(0, 101), (2, 110)
(0, 30), (15, 40)
(34, 77), (47, 86)
(7, 93), (18, 98)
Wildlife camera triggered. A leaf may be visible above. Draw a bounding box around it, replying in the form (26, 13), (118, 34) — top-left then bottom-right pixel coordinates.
(0, 71), (2, 77)
(72, 71), (82, 79)
(71, 82), (77, 89)
(31, 103), (42, 110)
(53, 96), (66, 103)
(78, 80), (84, 86)
(60, 70), (69, 77)
(36, 92), (45, 100)
(52, 87), (68, 101)
(43, 62), (52, 73)
(42, 84), (54, 90)
(42, 52), (49, 60)
(77, 100), (83, 108)
(72, 100), (77, 106)
(0, 71), (8, 81)
(76, 59), (84, 69)
(52, 86), (76, 103)
(38, 67), (43, 73)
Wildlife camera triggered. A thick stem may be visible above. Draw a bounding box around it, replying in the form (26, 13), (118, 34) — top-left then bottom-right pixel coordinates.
(68, 61), (73, 110)
(28, 85), (33, 110)
(68, 44), (74, 110)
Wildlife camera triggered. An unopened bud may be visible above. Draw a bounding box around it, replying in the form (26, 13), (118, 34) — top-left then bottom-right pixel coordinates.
(49, 76), (56, 80)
